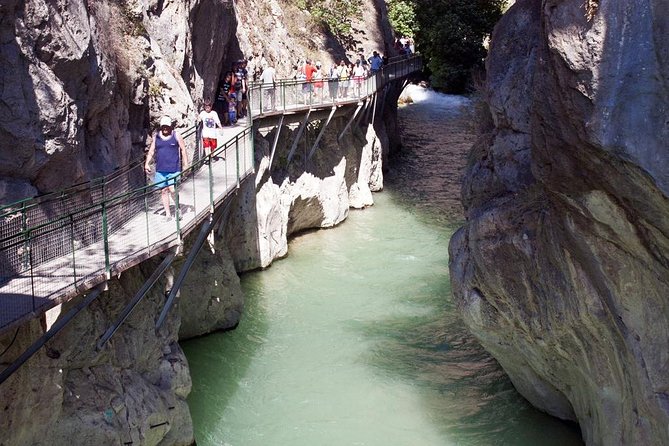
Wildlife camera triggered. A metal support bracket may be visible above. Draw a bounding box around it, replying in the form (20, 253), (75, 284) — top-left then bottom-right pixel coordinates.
(268, 115), (284, 171)
(155, 204), (228, 330)
(308, 106), (337, 160)
(369, 92), (379, 126)
(337, 103), (363, 142)
(0, 285), (104, 386)
(354, 98), (371, 128)
(97, 250), (177, 350)
(286, 110), (311, 165)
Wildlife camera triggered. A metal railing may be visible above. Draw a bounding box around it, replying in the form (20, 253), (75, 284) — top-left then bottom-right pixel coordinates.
(248, 55), (422, 117)
(0, 55), (422, 334)
(0, 127), (254, 332)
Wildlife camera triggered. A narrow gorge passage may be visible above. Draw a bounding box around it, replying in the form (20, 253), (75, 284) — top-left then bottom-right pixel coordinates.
(182, 87), (584, 446)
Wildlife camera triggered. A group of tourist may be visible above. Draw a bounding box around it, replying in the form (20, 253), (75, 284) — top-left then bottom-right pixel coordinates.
(281, 49), (389, 104)
(213, 59), (252, 127)
(145, 45), (405, 220)
(394, 36), (414, 55)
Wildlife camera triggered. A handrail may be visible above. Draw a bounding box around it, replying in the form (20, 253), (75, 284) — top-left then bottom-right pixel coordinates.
(0, 126), (255, 333)
(0, 125), (199, 218)
(0, 55), (421, 215)
(0, 55), (422, 335)
(247, 54), (422, 118)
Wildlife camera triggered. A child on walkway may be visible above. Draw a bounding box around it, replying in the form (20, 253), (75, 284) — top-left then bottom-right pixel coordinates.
(197, 98), (223, 160)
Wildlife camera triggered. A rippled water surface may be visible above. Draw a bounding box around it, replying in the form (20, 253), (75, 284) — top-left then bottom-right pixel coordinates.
(183, 86), (583, 446)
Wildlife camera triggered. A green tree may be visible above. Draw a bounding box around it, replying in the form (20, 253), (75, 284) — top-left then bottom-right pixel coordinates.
(387, 0), (417, 38)
(412, 0), (505, 92)
(296, 0), (364, 50)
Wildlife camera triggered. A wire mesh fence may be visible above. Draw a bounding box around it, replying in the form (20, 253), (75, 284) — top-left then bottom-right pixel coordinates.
(248, 54), (422, 118)
(0, 126), (254, 332)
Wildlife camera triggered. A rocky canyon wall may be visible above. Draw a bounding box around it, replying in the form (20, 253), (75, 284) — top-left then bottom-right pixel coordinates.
(0, 0), (399, 444)
(449, 0), (669, 445)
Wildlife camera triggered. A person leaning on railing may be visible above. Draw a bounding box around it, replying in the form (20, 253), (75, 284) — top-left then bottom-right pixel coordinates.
(144, 116), (189, 221)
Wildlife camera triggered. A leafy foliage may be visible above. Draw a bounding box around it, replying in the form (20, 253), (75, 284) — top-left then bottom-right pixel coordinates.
(388, 0), (505, 93)
(387, 0), (416, 38)
(296, 0), (364, 49)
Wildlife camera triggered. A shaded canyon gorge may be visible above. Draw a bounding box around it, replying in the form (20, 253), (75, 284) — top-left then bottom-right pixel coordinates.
(0, 0), (667, 445)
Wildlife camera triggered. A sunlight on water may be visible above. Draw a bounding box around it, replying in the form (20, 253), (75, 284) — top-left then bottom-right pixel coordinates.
(183, 87), (584, 446)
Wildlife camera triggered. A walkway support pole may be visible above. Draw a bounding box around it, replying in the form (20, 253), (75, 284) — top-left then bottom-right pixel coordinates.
(155, 202), (229, 331)
(268, 115), (285, 171)
(286, 110), (312, 164)
(308, 106), (337, 160)
(97, 250), (177, 349)
(337, 103), (363, 142)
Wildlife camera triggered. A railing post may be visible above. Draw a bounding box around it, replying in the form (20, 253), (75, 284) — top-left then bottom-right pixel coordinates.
(258, 83), (263, 115)
(102, 202), (111, 279)
(235, 135), (240, 188)
(69, 214), (77, 287)
(208, 152), (214, 213)
(174, 177), (181, 241)
(20, 203), (29, 272)
(144, 194), (151, 248)
(28, 230), (35, 310)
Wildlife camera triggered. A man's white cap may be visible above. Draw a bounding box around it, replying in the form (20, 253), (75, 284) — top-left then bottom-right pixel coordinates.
(159, 116), (172, 127)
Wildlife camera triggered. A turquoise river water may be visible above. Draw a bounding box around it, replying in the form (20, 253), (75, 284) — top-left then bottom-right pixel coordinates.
(183, 86), (584, 446)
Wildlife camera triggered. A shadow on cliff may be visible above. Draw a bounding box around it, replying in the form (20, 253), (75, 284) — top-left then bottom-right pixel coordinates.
(0, 5), (47, 293)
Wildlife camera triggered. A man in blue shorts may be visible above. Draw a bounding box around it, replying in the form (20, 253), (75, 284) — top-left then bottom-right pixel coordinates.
(144, 116), (189, 220)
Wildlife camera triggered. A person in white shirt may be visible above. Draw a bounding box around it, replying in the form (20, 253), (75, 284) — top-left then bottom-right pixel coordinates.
(259, 63), (277, 111)
(352, 60), (366, 97)
(197, 98), (223, 160)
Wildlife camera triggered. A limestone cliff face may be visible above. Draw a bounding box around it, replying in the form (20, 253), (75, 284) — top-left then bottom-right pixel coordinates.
(0, 0), (398, 444)
(449, 1), (669, 445)
(246, 113), (389, 268)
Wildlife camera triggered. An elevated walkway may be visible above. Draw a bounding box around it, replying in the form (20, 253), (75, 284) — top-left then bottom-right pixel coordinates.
(0, 55), (422, 343)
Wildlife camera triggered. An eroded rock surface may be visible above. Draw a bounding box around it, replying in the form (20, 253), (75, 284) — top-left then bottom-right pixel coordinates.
(450, 1), (669, 445)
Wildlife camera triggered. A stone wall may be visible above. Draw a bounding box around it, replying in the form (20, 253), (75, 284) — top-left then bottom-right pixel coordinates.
(449, 1), (669, 445)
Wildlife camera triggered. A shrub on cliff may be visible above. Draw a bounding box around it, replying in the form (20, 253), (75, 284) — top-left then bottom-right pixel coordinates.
(295, 0), (364, 50)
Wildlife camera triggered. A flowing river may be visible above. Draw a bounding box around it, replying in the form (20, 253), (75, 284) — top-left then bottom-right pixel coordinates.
(182, 86), (584, 446)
